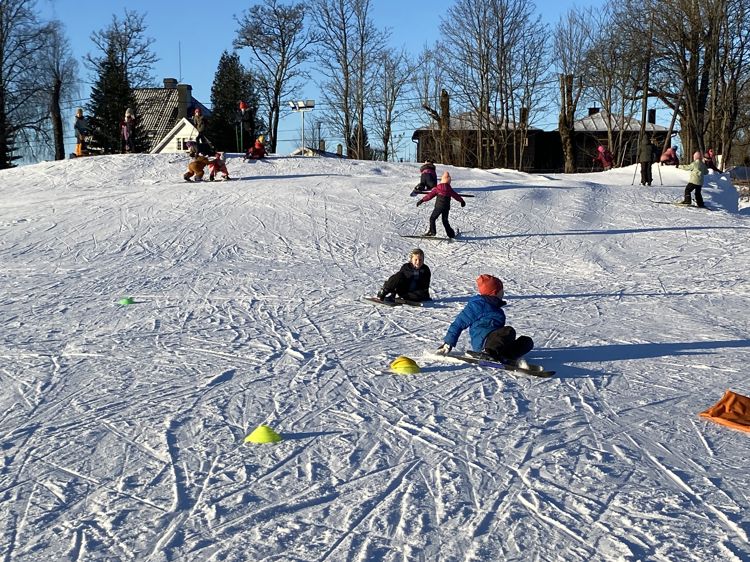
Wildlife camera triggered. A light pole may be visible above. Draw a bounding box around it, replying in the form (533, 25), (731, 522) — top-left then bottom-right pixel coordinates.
(288, 100), (315, 155)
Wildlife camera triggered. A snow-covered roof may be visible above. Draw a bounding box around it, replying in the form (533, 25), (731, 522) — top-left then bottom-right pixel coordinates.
(574, 109), (669, 132)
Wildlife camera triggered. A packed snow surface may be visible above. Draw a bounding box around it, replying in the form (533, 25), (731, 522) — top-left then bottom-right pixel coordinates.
(1, 154), (749, 561)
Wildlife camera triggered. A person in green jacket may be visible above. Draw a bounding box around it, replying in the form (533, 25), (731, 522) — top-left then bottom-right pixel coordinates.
(679, 151), (709, 207)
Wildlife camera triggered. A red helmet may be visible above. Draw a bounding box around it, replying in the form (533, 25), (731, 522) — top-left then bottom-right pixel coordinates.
(239, 101), (248, 110)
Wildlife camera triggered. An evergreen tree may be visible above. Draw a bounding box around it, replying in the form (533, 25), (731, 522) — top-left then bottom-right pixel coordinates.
(86, 44), (135, 154)
(207, 51), (264, 152)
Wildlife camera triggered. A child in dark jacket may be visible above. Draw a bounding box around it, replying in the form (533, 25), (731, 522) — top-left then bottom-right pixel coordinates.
(416, 171), (465, 238)
(414, 161), (437, 193)
(437, 274), (533, 363)
(377, 248), (431, 302)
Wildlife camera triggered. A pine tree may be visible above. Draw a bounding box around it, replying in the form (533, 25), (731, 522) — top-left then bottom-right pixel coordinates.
(207, 51), (264, 153)
(86, 44), (135, 154)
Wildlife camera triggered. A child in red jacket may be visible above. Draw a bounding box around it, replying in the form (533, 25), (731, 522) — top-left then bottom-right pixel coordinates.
(208, 152), (230, 181)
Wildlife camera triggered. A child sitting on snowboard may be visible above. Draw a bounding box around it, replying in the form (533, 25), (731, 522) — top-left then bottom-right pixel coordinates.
(208, 152), (230, 181)
(436, 274), (533, 364)
(376, 248), (431, 303)
(416, 171), (465, 238)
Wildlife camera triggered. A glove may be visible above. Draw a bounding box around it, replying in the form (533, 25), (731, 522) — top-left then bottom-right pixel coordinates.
(460, 200), (466, 207)
(437, 343), (452, 355)
(416, 200), (423, 207)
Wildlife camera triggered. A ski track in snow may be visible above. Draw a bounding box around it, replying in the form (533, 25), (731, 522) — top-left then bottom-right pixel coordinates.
(1, 154), (749, 561)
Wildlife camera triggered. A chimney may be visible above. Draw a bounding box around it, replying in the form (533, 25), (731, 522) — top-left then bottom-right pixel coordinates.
(163, 78), (178, 89)
(647, 109), (656, 124)
(588, 107), (600, 116)
(176, 83), (192, 119)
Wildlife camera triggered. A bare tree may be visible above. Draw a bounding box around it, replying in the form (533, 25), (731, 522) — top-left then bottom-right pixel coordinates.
(85, 9), (158, 88)
(415, 48), (451, 163)
(0, 0), (51, 168)
(553, 8), (593, 173)
(369, 47), (416, 161)
(40, 21), (78, 160)
(234, 0), (318, 153)
(311, 0), (385, 159)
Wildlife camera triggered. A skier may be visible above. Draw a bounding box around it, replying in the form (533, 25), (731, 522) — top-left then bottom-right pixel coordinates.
(239, 101), (254, 151)
(414, 161), (437, 193)
(638, 137), (659, 186)
(74, 108), (89, 157)
(416, 171), (465, 238)
(183, 142), (210, 182)
(245, 135), (267, 160)
(679, 151), (709, 207)
(376, 248), (432, 303)
(593, 145), (614, 170)
(208, 152), (230, 181)
(436, 274), (534, 364)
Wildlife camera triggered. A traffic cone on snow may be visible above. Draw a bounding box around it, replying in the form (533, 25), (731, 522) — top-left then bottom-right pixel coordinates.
(244, 424), (283, 444)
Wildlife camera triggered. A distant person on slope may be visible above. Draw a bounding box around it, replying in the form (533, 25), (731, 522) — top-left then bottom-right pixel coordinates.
(376, 248), (432, 303)
(183, 142), (210, 182)
(660, 146), (679, 166)
(704, 148), (719, 172)
(74, 108), (89, 157)
(416, 171), (465, 238)
(679, 151), (709, 208)
(436, 274), (533, 364)
(639, 137), (659, 186)
(121, 108), (136, 153)
(593, 145), (614, 171)
(414, 161), (437, 193)
(245, 135), (268, 160)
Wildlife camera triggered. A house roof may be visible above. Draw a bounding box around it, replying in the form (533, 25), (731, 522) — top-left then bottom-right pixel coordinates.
(573, 109), (669, 133)
(412, 111), (538, 137)
(149, 118), (198, 154)
(132, 87), (211, 152)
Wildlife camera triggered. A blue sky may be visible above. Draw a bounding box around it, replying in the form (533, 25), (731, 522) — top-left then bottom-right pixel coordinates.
(40, 0), (589, 157)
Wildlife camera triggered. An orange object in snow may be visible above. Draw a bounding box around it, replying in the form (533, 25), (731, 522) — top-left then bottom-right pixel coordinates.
(699, 390), (750, 433)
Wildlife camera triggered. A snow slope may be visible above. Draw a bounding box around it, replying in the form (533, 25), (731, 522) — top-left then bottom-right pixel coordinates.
(1, 153), (749, 562)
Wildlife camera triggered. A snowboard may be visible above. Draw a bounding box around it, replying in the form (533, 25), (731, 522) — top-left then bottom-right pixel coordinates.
(442, 351), (555, 377)
(650, 200), (711, 210)
(400, 229), (460, 242)
(362, 296), (424, 307)
(410, 189), (475, 197)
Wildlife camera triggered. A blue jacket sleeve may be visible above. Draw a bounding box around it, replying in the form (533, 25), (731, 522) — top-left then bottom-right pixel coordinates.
(444, 302), (478, 347)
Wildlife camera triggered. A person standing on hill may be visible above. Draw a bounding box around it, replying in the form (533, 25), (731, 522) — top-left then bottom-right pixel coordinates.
(74, 108), (89, 157)
(639, 137), (659, 185)
(436, 274), (533, 364)
(679, 151), (709, 207)
(376, 248), (432, 303)
(593, 145), (614, 170)
(416, 171), (465, 238)
(193, 108), (208, 145)
(121, 108), (136, 153)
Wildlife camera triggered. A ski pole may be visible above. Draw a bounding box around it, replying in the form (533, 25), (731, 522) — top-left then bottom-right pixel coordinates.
(632, 162), (639, 185)
(656, 162), (662, 185)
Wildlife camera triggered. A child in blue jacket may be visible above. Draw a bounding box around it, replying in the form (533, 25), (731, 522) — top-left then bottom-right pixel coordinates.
(437, 274), (533, 362)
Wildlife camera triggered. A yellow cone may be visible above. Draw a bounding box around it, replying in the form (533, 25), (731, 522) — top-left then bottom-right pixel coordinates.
(390, 355), (420, 375)
(244, 424), (283, 444)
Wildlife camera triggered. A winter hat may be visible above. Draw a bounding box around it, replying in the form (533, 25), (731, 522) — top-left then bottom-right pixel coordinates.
(476, 274), (503, 296)
(76, 108), (83, 117)
(597, 145), (604, 153)
(693, 151), (702, 160)
(257, 135), (265, 143)
(239, 101), (247, 110)
(194, 108), (201, 115)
